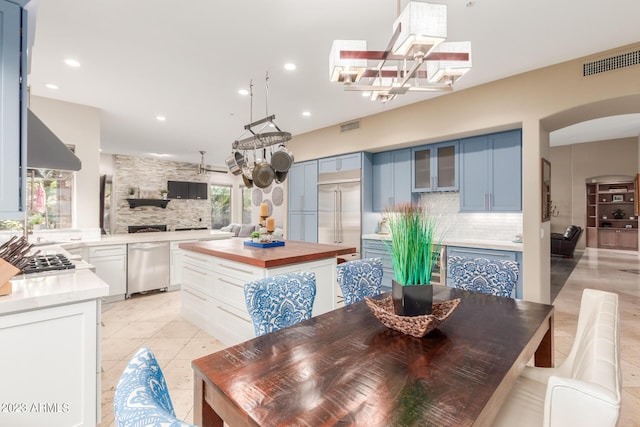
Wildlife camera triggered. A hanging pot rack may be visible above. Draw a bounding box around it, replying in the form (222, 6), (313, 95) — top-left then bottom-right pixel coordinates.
(228, 72), (292, 188)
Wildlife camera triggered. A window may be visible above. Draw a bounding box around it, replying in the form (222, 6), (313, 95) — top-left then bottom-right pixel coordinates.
(242, 186), (252, 224)
(210, 185), (231, 229)
(27, 171), (74, 230)
(0, 170), (75, 231)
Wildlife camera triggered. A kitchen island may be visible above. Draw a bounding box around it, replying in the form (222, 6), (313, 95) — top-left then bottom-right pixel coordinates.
(179, 239), (355, 345)
(0, 269), (109, 427)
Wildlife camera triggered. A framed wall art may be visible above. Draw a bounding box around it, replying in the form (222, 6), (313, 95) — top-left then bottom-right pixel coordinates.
(542, 159), (551, 222)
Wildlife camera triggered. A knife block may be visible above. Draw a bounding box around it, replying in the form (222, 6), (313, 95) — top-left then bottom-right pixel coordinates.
(0, 258), (20, 296)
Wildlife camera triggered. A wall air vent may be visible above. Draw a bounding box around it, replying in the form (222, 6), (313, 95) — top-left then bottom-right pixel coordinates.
(583, 50), (640, 76)
(340, 121), (360, 133)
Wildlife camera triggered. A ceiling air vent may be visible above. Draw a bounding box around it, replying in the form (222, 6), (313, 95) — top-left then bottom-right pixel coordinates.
(583, 50), (640, 76)
(340, 121), (360, 133)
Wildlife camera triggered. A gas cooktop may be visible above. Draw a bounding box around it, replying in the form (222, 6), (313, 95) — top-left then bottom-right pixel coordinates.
(22, 254), (76, 274)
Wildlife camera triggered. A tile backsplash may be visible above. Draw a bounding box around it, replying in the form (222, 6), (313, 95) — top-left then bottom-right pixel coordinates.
(419, 192), (522, 241)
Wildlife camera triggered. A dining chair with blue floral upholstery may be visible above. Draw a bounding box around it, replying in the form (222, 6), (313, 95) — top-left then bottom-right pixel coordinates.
(244, 272), (316, 336)
(447, 256), (519, 297)
(337, 258), (383, 305)
(114, 347), (194, 427)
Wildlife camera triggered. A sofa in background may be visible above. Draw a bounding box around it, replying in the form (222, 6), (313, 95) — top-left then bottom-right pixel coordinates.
(551, 225), (583, 258)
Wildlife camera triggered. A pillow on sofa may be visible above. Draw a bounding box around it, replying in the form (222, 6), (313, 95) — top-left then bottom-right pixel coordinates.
(238, 224), (257, 238)
(231, 224), (241, 237)
(220, 224), (234, 232)
(563, 225), (579, 241)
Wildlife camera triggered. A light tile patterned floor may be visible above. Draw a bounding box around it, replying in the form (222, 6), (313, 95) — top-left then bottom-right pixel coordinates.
(99, 248), (640, 426)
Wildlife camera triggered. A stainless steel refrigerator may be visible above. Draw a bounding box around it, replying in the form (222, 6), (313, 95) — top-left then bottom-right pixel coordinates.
(318, 170), (361, 257)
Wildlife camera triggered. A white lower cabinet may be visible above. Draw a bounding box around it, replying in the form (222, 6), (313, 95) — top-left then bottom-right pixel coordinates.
(87, 245), (127, 301)
(170, 240), (197, 289)
(0, 299), (100, 426)
(181, 251), (337, 346)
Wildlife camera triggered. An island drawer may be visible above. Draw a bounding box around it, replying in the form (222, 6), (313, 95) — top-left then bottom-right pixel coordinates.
(213, 274), (248, 311)
(214, 259), (263, 283)
(181, 287), (211, 326)
(212, 301), (254, 340)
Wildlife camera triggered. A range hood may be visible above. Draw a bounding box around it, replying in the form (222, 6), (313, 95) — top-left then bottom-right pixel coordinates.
(26, 109), (81, 172)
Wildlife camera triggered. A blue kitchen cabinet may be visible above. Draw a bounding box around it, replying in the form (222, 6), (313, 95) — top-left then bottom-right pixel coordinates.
(372, 148), (411, 211)
(288, 211), (318, 242)
(288, 160), (317, 212)
(318, 153), (361, 174)
(411, 141), (459, 192)
(446, 246), (523, 299)
(0, 1), (27, 220)
(288, 160), (318, 242)
(459, 129), (522, 212)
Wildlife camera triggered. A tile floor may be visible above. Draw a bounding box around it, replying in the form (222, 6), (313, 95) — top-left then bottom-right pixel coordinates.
(99, 248), (640, 426)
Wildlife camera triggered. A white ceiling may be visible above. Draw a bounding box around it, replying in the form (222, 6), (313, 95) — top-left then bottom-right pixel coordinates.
(27, 0), (640, 167)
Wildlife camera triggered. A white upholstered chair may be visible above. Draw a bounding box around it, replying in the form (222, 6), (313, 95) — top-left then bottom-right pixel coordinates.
(494, 289), (621, 427)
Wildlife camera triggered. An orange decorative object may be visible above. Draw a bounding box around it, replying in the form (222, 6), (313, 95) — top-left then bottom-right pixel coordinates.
(266, 217), (275, 232)
(260, 202), (268, 217)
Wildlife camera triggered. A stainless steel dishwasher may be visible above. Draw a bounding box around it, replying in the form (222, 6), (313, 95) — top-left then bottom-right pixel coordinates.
(127, 241), (170, 298)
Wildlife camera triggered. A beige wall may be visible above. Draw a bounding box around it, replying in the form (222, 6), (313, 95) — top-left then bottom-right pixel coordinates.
(290, 42), (640, 304)
(551, 138), (639, 249)
(30, 96), (101, 229)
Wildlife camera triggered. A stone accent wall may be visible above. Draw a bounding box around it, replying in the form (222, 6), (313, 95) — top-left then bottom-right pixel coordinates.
(113, 155), (211, 234)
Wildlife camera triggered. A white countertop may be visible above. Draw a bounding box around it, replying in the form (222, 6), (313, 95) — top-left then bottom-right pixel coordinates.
(58, 230), (233, 249)
(0, 269), (109, 315)
(362, 233), (523, 252)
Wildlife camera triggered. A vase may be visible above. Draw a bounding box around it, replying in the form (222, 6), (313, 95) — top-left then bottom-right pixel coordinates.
(392, 280), (433, 316)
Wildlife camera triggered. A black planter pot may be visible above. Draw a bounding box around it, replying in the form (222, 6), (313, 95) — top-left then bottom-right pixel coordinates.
(392, 280), (433, 316)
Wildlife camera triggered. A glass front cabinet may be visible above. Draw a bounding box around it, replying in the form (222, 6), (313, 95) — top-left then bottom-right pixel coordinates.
(411, 141), (459, 192)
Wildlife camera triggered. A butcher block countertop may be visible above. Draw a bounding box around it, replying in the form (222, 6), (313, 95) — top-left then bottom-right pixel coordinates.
(179, 238), (356, 268)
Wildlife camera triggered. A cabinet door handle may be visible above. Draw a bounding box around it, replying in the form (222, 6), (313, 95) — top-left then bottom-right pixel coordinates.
(218, 277), (244, 289)
(453, 249), (512, 257)
(217, 305), (251, 323)
(484, 192), (487, 210)
(183, 288), (207, 301)
(489, 193), (493, 210)
(184, 265), (207, 277)
(300, 195), (304, 211)
(218, 263), (254, 275)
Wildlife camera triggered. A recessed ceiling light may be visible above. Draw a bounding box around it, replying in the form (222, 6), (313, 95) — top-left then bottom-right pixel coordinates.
(45, 83), (59, 90)
(156, 115), (166, 122)
(284, 63), (297, 71)
(64, 58), (81, 67)
(149, 152), (170, 157)
(238, 89), (249, 96)
(302, 111), (311, 117)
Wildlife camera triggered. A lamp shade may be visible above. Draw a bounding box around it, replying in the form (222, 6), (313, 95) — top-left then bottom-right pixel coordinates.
(392, 2), (447, 57)
(427, 41), (472, 84)
(329, 40), (368, 83)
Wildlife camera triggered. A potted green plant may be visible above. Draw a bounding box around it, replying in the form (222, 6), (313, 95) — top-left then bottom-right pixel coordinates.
(384, 203), (442, 316)
(160, 189), (168, 200)
(250, 231), (261, 243)
(612, 208), (625, 219)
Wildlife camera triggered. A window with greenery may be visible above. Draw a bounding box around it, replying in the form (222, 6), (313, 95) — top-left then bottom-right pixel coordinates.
(242, 186), (252, 224)
(210, 185), (231, 229)
(0, 171), (74, 231)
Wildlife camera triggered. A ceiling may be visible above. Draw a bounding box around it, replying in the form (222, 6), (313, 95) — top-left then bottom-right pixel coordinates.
(27, 0), (640, 167)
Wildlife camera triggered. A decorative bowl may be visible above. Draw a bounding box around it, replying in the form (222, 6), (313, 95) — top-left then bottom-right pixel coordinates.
(365, 295), (460, 338)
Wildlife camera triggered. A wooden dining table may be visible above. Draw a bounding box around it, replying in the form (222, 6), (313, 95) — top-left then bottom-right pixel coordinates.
(192, 285), (554, 427)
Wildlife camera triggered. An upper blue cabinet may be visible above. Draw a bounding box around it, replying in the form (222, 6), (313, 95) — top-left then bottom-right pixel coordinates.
(288, 160), (318, 212)
(411, 141), (459, 192)
(459, 129), (522, 212)
(318, 153), (361, 174)
(372, 149), (412, 211)
(0, 1), (27, 220)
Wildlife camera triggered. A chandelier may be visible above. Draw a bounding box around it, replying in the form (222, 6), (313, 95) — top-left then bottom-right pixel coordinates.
(329, 1), (471, 102)
(226, 73), (293, 189)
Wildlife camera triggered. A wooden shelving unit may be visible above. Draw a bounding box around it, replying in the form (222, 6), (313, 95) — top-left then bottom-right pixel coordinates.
(586, 181), (638, 250)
